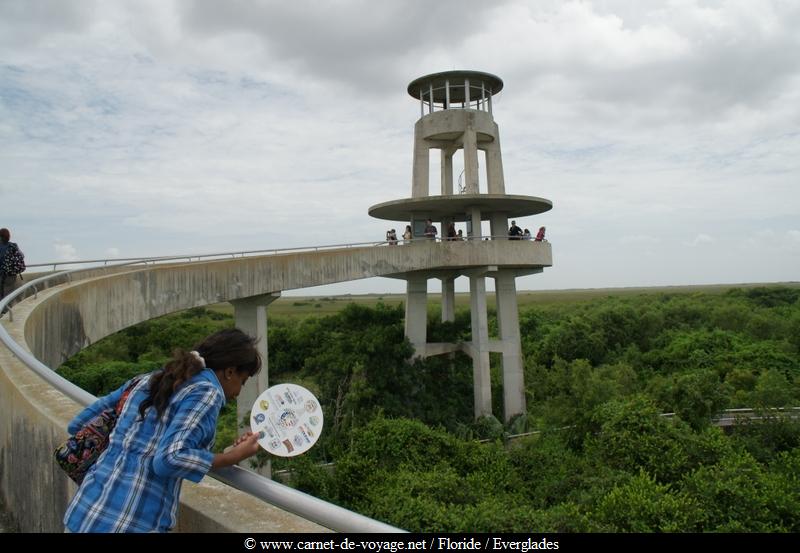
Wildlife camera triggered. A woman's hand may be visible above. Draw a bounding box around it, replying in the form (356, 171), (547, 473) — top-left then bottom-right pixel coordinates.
(232, 431), (258, 448)
(213, 432), (261, 468)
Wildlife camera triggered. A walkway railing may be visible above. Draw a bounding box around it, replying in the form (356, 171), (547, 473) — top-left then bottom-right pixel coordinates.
(25, 235), (546, 272)
(0, 254), (403, 533)
(474, 407), (800, 445)
(25, 239), (393, 272)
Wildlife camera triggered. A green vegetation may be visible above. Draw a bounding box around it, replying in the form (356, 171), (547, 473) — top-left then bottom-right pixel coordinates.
(59, 285), (800, 531)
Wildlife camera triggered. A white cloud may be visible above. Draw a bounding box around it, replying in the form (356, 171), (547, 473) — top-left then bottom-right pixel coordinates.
(619, 235), (660, 245)
(686, 234), (716, 247)
(1, 1), (798, 291)
(783, 230), (800, 251)
(53, 240), (78, 261)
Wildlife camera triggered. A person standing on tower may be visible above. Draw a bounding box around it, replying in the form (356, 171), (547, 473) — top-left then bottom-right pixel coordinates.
(403, 225), (413, 244)
(508, 220), (523, 240)
(424, 219), (438, 241)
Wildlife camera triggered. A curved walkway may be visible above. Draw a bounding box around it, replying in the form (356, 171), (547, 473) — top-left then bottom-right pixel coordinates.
(0, 238), (551, 532)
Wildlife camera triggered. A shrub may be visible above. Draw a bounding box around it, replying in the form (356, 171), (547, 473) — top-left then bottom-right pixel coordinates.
(584, 395), (690, 483)
(682, 450), (797, 531)
(646, 369), (729, 429)
(594, 472), (703, 532)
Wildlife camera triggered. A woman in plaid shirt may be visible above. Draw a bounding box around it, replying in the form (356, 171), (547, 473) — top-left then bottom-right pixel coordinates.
(64, 328), (262, 532)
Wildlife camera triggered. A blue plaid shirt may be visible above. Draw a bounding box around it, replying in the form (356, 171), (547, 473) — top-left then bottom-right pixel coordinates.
(63, 368), (225, 532)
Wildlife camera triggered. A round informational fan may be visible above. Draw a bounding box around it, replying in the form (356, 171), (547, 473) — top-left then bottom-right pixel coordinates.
(249, 383), (323, 457)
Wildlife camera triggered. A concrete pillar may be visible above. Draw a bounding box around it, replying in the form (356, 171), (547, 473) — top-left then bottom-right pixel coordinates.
(441, 276), (455, 323)
(412, 122), (430, 198)
(469, 207), (482, 239)
(463, 127), (480, 194)
(489, 212), (507, 240)
(485, 132), (506, 194)
(495, 272), (526, 421)
(469, 275), (492, 418)
(231, 292), (280, 474)
(405, 276), (428, 356)
(441, 150), (453, 196)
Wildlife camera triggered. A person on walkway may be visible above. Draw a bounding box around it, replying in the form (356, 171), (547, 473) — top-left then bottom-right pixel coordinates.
(386, 229), (398, 245)
(508, 220), (523, 240)
(457, 229), (465, 240)
(424, 219), (438, 240)
(0, 228), (24, 300)
(535, 226), (546, 242)
(63, 328), (262, 533)
(402, 225), (413, 244)
(445, 223), (457, 241)
(523, 229), (532, 240)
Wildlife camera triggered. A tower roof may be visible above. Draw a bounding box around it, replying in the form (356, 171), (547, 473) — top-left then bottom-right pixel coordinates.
(369, 194), (551, 222)
(408, 70), (503, 102)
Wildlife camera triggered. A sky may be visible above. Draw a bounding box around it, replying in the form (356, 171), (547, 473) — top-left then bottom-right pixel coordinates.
(1, 0), (798, 296)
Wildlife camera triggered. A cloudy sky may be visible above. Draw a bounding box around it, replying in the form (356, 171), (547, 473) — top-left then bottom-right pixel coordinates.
(2, 0), (798, 295)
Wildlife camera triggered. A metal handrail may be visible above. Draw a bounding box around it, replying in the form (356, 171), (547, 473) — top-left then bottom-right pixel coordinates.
(26, 235), (546, 271)
(0, 256), (403, 532)
(484, 408), (800, 444)
(25, 239), (394, 271)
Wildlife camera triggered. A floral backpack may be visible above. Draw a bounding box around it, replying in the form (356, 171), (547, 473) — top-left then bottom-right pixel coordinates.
(54, 378), (140, 484)
(0, 242), (26, 276)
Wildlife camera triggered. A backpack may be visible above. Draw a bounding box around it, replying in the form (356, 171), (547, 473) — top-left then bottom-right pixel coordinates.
(1, 243), (26, 276)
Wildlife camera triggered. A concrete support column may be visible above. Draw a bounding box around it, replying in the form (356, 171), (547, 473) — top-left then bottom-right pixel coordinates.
(441, 276), (455, 323)
(231, 292), (280, 474)
(463, 127), (480, 194)
(489, 212), (507, 240)
(405, 276), (428, 356)
(485, 129), (506, 194)
(495, 272), (526, 421)
(412, 123), (430, 198)
(441, 150), (454, 196)
(469, 207), (482, 239)
(469, 275), (492, 418)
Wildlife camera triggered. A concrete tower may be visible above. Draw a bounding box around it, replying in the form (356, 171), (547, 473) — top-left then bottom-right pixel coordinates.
(369, 70), (553, 422)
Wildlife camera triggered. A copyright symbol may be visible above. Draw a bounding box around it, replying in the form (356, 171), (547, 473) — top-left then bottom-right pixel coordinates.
(244, 538), (256, 550)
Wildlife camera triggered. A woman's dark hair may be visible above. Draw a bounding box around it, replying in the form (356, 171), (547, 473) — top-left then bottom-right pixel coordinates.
(139, 328), (261, 418)
(0, 228), (9, 244)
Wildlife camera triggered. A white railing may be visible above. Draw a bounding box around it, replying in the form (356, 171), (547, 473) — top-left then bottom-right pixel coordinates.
(25, 235), (546, 272)
(0, 256), (403, 533)
(25, 239), (393, 272)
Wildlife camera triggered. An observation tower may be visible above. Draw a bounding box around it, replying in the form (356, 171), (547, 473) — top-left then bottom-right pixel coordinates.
(369, 70), (553, 421)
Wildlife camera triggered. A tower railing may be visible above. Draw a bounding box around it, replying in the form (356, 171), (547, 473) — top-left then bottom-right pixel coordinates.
(418, 83), (494, 113)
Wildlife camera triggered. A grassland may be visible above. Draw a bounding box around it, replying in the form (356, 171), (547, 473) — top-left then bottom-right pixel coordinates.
(205, 281), (800, 318)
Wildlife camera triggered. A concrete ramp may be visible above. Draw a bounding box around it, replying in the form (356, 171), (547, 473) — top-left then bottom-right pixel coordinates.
(0, 239), (549, 532)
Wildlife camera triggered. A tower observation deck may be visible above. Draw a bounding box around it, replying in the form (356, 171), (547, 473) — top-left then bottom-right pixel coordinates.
(369, 70), (553, 422)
